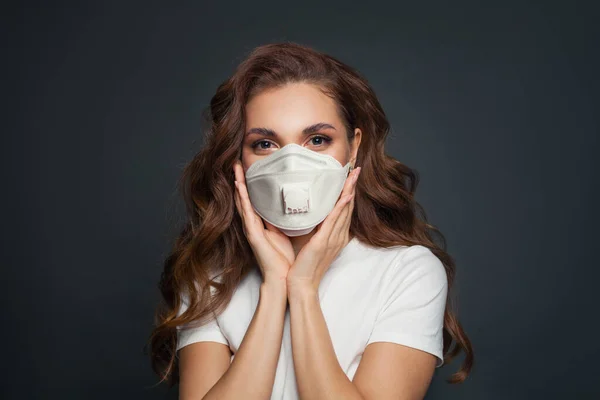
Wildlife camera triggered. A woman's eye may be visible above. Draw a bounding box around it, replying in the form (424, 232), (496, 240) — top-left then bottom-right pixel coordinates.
(251, 140), (274, 150)
(309, 135), (332, 146)
(251, 136), (331, 150)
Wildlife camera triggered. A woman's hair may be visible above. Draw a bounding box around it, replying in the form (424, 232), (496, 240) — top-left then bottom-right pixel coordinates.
(146, 41), (474, 386)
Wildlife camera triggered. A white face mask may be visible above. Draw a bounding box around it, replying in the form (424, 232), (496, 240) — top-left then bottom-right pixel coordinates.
(244, 143), (352, 237)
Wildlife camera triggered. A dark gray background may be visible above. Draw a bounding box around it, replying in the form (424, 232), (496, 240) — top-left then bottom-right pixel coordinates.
(3, 0), (598, 399)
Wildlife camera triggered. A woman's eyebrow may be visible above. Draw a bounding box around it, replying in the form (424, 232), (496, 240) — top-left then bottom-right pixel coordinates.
(245, 122), (337, 137)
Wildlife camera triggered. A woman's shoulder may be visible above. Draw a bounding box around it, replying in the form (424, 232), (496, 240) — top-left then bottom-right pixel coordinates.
(349, 238), (423, 262)
(388, 244), (448, 291)
(353, 240), (446, 282)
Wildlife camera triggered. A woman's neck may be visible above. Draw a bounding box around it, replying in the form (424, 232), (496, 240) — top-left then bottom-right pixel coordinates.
(288, 230), (354, 258)
(289, 230), (316, 257)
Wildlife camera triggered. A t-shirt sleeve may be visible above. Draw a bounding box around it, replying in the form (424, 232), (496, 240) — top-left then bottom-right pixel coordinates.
(366, 245), (448, 368)
(175, 284), (229, 356)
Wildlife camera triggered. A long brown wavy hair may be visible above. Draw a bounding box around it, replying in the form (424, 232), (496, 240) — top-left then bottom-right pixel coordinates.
(146, 41), (474, 387)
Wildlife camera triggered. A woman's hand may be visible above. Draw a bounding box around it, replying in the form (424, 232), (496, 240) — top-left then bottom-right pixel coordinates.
(233, 160), (295, 285)
(286, 166), (361, 296)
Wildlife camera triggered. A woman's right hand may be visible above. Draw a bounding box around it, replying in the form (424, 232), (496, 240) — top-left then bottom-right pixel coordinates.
(233, 160), (295, 285)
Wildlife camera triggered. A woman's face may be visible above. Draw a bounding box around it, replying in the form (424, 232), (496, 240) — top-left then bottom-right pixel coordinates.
(242, 82), (361, 172)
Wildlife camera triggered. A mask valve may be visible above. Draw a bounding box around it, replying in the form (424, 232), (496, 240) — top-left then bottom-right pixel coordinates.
(281, 183), (310, 214)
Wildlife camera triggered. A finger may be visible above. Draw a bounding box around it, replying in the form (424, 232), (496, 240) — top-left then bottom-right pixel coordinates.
(339, 167), (359, 199)
(341, 167), (359, 228)
(331, 193), (354, 239)
(236, 179), (253, 218)
(233, 159), (244, 183)
(328, 167), (360, 237)
(334, 197), (355, 240)
(236, 177), (264, 240)
(344, 171), (359, 223)
(234, 181), (250, 237)
(233, 161), (255, 235)
(233, 163), (244, 220)
(234, 182), (243, 216)
(316, 192), (354, 239)
(232, 161), (252, 218)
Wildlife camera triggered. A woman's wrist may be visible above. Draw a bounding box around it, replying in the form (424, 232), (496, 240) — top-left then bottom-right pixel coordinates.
(261, 277), (288, 298)
(286, 280), (319, 303)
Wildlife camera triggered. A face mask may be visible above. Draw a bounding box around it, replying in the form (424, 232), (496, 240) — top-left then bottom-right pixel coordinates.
(244, 143), (352, 237)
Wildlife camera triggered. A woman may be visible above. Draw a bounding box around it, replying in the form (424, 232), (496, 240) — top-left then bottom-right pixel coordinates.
(148, 42), (474, 399)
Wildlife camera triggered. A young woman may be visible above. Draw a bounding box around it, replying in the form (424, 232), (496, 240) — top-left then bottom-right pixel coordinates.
(149, 42), (474, 399)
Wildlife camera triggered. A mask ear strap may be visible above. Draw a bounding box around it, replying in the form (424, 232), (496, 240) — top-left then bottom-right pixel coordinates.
(349, 157), (357, 172)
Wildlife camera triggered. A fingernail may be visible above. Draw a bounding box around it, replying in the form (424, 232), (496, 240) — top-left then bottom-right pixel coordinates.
(234, 181), (239, 189)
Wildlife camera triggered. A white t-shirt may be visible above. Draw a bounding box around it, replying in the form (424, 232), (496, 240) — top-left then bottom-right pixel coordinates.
(176, 237), (448, 399)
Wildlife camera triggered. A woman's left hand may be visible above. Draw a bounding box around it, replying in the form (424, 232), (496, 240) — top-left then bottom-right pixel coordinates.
(286, 166), (361, 296)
